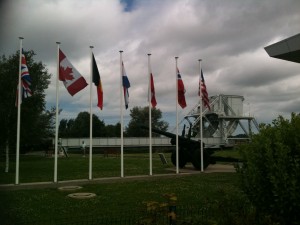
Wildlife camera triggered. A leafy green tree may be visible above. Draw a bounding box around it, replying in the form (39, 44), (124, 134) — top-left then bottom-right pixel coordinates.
(125, 106), (168, 137)
(238, 113), (300, 224)
(0, 50), (52, 152)
(59, 119), (68, 138)
(59, 112), (106, 137)
(105, 123), (121, 137)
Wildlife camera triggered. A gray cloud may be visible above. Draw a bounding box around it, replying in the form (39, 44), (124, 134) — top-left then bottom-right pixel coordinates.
(1, 0), (300, 127)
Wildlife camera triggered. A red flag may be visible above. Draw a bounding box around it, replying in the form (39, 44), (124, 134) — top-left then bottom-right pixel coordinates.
(92, 53), (103, 110)
(59, 49), (88, 96)
(150, 73), (157, 108)
(199, 69), (210, 110)
(177, 68), (187, 108)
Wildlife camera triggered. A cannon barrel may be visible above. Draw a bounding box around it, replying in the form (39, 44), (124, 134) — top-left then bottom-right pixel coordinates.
(140, 124), (210, 170)
(140, 125), (201, 146)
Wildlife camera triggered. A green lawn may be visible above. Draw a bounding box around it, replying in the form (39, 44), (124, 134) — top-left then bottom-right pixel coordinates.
(0, 152), (173, 184)
(1, 149), (241, 184)
(212, 148), (241, 159)
(0, 151), (245, 224)
(0, 173), (242, 224)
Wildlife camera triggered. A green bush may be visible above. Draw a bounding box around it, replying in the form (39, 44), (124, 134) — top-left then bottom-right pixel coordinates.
(237, 113), (300, 225)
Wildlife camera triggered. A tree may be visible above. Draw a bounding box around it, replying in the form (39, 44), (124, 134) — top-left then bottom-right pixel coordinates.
(238, 113), (300, 224)
(59, 112), (106, 137)
(0, 50), (52, 153)
(125, 106), (168, 137)
(105, 123), (121, 137)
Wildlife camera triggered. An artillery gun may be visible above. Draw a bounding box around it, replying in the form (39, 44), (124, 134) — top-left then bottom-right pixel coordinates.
(142, 95), (260, 170)
(141, 125), (212, 170)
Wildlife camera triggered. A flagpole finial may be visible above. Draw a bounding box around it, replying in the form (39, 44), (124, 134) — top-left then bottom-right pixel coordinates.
(148, 53), (151, 56)
(56, 42), (61, 44)
(175, 56), (179, 59)
(119, 50), (123, 53)
(198, 59), (202, 62)
(19, 37), (24, 40)
(90, 46), (94, 49)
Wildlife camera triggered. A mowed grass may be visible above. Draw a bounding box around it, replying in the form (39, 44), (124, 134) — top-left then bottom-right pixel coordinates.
(0, 152), (173, 184)
(0, 149), (242, 224)
(0, 173), (241, 224)
(0, 149), (241, 184)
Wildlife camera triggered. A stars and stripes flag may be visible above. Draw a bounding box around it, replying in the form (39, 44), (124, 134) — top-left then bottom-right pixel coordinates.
(177, 67), (187, 108)
(122, 62), (131, 109)
(92, 53), (103, 110)
(16, 49), (32, 106)
(199, 69), (210, 110)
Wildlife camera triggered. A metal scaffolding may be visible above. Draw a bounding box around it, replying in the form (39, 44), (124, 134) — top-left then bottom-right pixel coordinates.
(182, 94), (259, 148)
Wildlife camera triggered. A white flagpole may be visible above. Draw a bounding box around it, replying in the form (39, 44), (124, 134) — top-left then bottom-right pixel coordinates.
(175, 57), (179, 174)
(54, 42), (60, 183)
(15, 37), (23, 185)
(148, 53), (153, 176)
(119, 50), (124, 178)
(89, 46), (94, 180)
(199, 59), (204, 172)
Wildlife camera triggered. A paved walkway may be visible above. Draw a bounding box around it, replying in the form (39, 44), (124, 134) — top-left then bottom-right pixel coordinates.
(0, 164), (235, 191)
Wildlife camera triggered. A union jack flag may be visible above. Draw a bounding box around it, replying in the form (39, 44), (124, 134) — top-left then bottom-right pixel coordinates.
(199, 69), (210, 110)
(16, 49), (32, 105)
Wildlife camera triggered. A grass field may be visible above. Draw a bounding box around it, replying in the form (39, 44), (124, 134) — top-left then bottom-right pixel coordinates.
(0, 149), (240, 184)
(0, 151), (174, 184)
(0, 149), (244, 224)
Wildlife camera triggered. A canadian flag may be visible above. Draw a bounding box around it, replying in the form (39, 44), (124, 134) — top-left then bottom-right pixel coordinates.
(59, 49), (88, 96)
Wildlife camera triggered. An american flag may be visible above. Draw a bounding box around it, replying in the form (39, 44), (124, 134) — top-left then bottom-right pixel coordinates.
(16, 49), (32, 105)
(199, 69), (210, 110)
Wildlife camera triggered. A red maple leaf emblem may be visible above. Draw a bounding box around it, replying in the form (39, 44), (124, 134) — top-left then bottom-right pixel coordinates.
(59, 66), (74, 81)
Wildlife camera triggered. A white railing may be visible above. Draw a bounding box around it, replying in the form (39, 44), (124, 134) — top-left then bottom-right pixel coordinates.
(59, 137), (172, 147)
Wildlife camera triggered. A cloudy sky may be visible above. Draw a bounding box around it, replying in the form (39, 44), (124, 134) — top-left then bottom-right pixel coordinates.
(1, 0), (300, 131)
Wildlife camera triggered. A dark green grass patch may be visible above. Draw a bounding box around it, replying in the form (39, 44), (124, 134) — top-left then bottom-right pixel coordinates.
(0, 173), (241, 225)
(0, 153), (173, 184)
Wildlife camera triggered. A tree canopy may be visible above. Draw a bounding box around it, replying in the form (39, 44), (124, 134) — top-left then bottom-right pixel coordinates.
(0, 50), (52, 152)
(58, 107), (168, 138)
(59, 112), (107, 138)
(125, 106), (168, 137)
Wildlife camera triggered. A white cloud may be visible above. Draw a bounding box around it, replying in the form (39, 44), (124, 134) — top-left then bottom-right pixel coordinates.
(1, 0), (300, 128)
